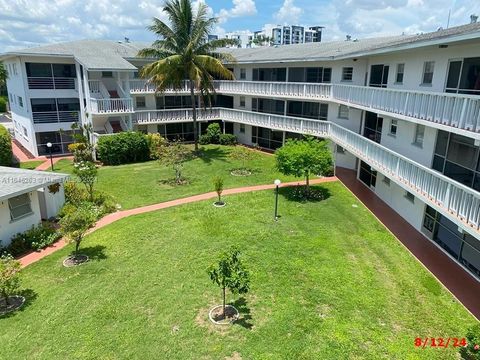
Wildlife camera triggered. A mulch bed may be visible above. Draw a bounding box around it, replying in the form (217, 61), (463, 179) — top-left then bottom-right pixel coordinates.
(0, 296), (25, 315)
(63, 254), (89, 267)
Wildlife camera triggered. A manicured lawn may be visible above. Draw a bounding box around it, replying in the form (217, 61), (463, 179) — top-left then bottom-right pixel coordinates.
(1, 182), (475, 359)
(19, 160), (44, 170)
(53, 145), (299, 209)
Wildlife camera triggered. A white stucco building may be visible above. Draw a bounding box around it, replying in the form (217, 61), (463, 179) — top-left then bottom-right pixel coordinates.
(0, 167), (67, 247)
(2, 21), (480, 280)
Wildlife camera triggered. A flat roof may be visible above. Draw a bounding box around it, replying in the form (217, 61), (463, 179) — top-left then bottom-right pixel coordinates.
(0, 167), (69, 201)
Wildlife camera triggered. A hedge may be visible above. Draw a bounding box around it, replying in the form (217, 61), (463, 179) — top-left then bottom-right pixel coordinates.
(0, 124), (12, 166)
(96, 131), (150, 165)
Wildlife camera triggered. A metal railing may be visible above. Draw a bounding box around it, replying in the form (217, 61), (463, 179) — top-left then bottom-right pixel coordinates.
(27, 77), (76, 90)
(129, 80), (189, 93)
(32, 111), (79, 124)
(132, 106), (480, 233)
(90, 98), (134, 114)
(128, 79), (480, 133)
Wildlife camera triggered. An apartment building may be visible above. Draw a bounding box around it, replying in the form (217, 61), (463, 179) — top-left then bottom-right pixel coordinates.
(2, 22), (480, 281)
(257, 24), (324, 45)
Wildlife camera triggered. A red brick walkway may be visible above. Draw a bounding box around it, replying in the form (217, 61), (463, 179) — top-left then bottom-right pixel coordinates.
(12, 139), (41, 162)
(336, 167), (480, 320)
(18, 177), (337, 268)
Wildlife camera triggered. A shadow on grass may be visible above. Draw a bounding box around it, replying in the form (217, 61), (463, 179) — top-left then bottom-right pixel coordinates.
(196, 146), (229, 164)
(74, 245), (108, 262)
(278, 185), (332, 203)
(0, 288), (38, 319)
(232, 297), (253, 329)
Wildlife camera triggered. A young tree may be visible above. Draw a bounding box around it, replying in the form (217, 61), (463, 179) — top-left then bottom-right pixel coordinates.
(212, 176), (224, 204)
(0, 62), (7, 92)
(59, 207), (96, 259)
(275, 137), (333, 193)
(73, 161), (97, 202)
(0, 255), (21, 307)
(159, 141), (192, 184)
(138, 0), (237, 151)
(207, 247), (250, 318)
(69, 122), (94, 162)
(229, 146), (254, 173)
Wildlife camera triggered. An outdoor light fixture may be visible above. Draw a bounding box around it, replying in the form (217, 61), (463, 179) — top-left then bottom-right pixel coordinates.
(274, 179), (281, 221)
(46, 142), (54, 171)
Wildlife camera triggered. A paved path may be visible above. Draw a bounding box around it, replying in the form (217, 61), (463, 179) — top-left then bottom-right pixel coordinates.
(18, 177), (337, 268)
(34, 156), (74, 171)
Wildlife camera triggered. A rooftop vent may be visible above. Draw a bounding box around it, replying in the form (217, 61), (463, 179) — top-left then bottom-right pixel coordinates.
(124, 37), (130, 43)
(345, 35), (352, 41)
(471, 14), (478, 23)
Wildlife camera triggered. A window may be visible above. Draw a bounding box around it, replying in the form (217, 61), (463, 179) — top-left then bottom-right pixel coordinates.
(405, 191), (415, 203)
(395, 63), (404, 84)
(422, 61), (435, 85)
(389, 119), (398, 136)
(8, 193), (33, 221)
(342, 67), (353, 81)
(102, 71), (113, 78)
(336, 145), (345, 154)
(445, 57), (480, 95)
(22, 126), (28, 138)
(18, 96), (23, 108)
(413, 124), (425, 146)
(383, 176), (391, 186)
(338, 105), (349, 119)
(240, 68), (246, 80)
(136, 96), (146, 108)
(239, 96), (245, 107)
(240, 123), (245, 134)
(13, 63), (17, 76)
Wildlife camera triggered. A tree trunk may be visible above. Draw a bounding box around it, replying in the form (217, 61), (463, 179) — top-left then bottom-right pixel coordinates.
(75, 239), (80, 257)
(305, 172), (310, 194)
(190, 80), (198, 152)
(222, 285), (226, 318)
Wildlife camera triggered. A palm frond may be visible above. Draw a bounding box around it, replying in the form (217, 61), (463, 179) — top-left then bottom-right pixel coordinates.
(194, 55), (235, 80)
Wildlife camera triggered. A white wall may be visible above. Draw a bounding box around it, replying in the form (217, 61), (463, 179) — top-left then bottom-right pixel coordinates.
(0, 191), (42, 247)
(374, 172), (426, 231)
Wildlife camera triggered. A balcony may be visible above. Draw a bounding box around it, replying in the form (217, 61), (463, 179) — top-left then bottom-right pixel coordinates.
(128, 80), (480, 135)
(32, 111), (79, 124)
(90, 98), (134, 114)
(132, 106), (480, 235)
(27, 77), (76, 90)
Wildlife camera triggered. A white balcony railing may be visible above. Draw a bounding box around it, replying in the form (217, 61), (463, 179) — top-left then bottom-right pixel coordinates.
(129, 80), (189, 93)
(132, 107), (480, 233)
(332, 84), (480, 133)
(129, 79), (480, 133)
(90, 98), (134, 114)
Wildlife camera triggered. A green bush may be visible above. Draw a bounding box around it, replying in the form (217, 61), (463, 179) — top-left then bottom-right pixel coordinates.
(0, 124), (12, 166)
(96, 131), (149, 165)
(62, 181), (117, 219)
(146, 133), (167, 159)
(3, 223), (61, 256)
(219, 134), (237, 145)
(0, 97), (7, 112)
(200, 123), (222, 145)
(463, 324), (480, 359)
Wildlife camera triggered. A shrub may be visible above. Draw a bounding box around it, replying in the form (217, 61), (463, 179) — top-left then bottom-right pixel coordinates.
(199, 134), (210, 145)
(5, 223), (61, 256)
(68, 142), (93, 163)
(463, 324), (480, 359)
(0, 97), (7, 112)
(219, 134), (237, 145)
(64, 181), (88, 205)
(60, 205), (97, 256)
(62, 181), (116, 218)
(73, 161), (97, 202)
(200, 123), (222, 145)
(96, 131), (149, 165)
(146, 133), (167, 159)
(0, 124), (12, 166)
(0, 255), (21, 306)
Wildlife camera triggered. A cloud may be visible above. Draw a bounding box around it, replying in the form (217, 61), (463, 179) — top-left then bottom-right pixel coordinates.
(218, 0), (257, 23)
(274, 0), (303, 24)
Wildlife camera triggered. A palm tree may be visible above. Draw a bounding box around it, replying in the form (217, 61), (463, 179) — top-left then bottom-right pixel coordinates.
(138, 0), (237, 151)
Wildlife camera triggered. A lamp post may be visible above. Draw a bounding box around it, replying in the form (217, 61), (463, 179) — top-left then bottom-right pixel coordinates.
(46, 142), (54, 171)
(274, 179), (281, 221)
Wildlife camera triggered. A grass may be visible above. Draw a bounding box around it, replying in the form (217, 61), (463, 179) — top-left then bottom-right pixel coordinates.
(53, 145), (300, 209)
(19, 160), (45, 170)
(1, 182), (475, 359)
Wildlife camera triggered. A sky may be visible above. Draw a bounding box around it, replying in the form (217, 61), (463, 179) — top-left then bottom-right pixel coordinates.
(0, 0), (479, 51)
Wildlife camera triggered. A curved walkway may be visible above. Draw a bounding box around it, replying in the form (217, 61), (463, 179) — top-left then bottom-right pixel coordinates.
(18, 177), (337, 268)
